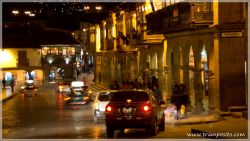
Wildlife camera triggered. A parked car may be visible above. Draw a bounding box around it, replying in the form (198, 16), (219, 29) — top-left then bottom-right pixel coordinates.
(20, 80), (38, 96)
(64, 88), (91, 105)
(93, 90), (115, 123)
(105, 89), (165, 138)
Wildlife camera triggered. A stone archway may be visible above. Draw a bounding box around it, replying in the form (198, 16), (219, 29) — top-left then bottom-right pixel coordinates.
(30, 69), (43, 85)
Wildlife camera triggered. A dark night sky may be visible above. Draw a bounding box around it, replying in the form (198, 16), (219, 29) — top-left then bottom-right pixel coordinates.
(2, 2), (123, 31)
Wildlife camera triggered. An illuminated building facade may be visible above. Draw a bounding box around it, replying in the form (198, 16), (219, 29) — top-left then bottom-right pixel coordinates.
(89, 1), (247, 113)
(2, 22), (82, 84)
(146, 1), (247, 112)
(40, 28), (82, 81)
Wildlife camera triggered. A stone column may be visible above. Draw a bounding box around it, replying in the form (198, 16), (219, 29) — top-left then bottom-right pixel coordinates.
(129, 54), (136, 81)
(165, 41), (173, 101)
(157, 45), (164, 99)
(208, 35), (220, 112)
(193, 44), (205, 113)
(183, 43), (192, 111)
(172, 42), (180, 84)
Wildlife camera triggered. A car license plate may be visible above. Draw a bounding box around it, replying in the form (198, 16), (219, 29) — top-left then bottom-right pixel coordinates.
(124, 115), (132, 120)
(73, 97), (81, 101)
(122, 107), (133, 114)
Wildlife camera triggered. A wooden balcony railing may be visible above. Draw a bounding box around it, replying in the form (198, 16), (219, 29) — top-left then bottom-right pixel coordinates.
(146, 2), (213, 34)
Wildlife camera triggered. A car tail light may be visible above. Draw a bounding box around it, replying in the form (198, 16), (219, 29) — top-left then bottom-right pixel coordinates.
(144, 105), (149, 111)
(59, 85), (63, 91)
(143, 104), (152, 112)
(106, 105), (112, 112)
(83, 96), (89, 100)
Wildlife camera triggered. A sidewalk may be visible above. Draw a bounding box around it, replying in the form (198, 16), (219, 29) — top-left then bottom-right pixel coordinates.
(1, 86), (19, 102)
(165, 111), (223, 126)
(82, 74), (223, 125)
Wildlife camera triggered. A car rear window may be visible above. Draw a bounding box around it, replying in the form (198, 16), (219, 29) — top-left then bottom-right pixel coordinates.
(110, 91), (149, 102)
(98, 92), (110, 101)
(72, 90), (87, 96)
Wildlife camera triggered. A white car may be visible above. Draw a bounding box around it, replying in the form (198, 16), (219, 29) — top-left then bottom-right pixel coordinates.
(92, 90), (115, 123)
(71, 81), (84, 91)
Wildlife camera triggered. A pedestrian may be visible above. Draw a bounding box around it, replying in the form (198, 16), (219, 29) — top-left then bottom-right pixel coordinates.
(10, 78), (15, 92)
(2, 78), (6, 88)
(153, 84), (163, 103)
(170, 83), (188, 119)
(152, 75), (158, 89)
(114, 80), (119, 90)
(109, 81), (116, 90)
(82, 76), (87, 85)
(120, 81), (128, 90)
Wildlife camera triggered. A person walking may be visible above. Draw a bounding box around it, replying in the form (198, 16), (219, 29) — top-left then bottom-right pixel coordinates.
(82, 76), (87, 85)
(2, 78), (6, 88)
(10, 78), (15, 92)
(153, 84), (163, 103)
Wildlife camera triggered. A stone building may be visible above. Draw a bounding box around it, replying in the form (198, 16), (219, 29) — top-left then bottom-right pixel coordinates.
(146, 1), (247, 112)
(2, 21), (82, 84)
(89, 1), (247, 113)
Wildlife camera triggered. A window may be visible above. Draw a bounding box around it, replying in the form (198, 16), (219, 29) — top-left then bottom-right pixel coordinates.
(110, 91), (149, 102)
(42, 47), (49, 56)
(51, 47), (58, 55)
(98, 92), (110, 101)
(90, 34), (95, 43)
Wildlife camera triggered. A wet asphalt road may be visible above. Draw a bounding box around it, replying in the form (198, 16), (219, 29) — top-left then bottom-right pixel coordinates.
(2, 83), (158, 139)
(2, 83), (105, 139)
(2, 83), (248, 139)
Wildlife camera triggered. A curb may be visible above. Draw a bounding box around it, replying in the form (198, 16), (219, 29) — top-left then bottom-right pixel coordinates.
(1, 92), (17, 103)
(165, 114), (223, 126)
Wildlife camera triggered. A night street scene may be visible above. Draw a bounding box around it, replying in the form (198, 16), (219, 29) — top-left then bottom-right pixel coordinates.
(0, 0), (248, 140)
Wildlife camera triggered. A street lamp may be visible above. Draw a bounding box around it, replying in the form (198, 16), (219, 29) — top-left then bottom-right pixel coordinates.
(84, 6), (90, 10)
(95, 6), (102, 12)
(12, 10), (19, 15)
(64, 57), (70, 64)
(24, 11), (31, 15)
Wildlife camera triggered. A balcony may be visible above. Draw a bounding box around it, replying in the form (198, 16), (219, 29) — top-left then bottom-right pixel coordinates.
(17, 59), (29, 67)
(146, 2), (213, 34)
(41, 54), (76, 65)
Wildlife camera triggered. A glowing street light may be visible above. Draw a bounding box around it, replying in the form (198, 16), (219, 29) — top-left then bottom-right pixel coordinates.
(29, 13), (35, 17)
(84, 6), (90, 10)
(95, 6), (102, 12)
(64, 57), (70, 64)
(24, 11), (31, 15)
(12, 10), (19, 15)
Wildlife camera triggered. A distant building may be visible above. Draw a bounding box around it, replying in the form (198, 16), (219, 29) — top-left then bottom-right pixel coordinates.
(2, 21), (82, 85)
